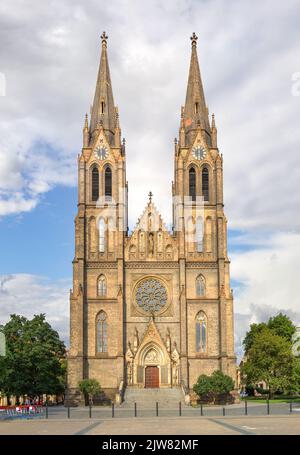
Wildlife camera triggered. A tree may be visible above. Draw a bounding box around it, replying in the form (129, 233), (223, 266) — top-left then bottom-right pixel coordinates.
(268, 313), (296, 343)
(78, 378), (101, 405)
(241, 327), (295, 397)
(193, 370), (234, 403)
(287, 359), (300, 394)
(243, 322), (266, 354)
(243, 313), (297, 354)
(0, 314), (66, 401)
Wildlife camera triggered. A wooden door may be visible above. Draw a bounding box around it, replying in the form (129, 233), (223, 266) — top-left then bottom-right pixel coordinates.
(145, 366), (159, 388)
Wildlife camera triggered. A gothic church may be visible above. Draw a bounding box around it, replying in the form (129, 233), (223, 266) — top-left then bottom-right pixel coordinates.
(67, 32), (236, 405)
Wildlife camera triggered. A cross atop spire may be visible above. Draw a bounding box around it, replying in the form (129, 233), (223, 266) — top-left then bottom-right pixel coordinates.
(101, 31), (108, 46)
(148, 191), (153, 203)
(190, 32), (198, 47)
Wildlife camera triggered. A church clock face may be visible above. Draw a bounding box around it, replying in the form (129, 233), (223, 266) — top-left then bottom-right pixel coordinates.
(192, 145), (206, 160)
(94, 145), (108, 160)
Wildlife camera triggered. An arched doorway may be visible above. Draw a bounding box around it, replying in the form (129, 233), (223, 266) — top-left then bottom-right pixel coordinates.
(145, 366), (159, 388)
(131, 320), (175, 388)
(143, 348), (160, 388)
(133, 343), (171, 388)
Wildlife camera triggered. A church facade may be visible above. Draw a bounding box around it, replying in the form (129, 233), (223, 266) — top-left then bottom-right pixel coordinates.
(67, 32), (236, 405)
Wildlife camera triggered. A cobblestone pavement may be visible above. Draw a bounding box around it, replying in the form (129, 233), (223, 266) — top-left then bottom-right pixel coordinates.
(0, 415), (300, 435)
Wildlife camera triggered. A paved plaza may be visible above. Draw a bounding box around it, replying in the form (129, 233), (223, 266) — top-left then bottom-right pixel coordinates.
(0, 414), (300, 435)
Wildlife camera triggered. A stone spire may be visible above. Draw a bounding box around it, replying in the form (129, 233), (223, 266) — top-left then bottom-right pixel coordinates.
(90, 32), (117, 144)
(183, 33), (211, 145)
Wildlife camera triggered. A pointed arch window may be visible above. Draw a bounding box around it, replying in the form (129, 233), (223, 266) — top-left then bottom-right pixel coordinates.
(196, 275), (205, 297)
(98, 275), (106, 296)
(91, 166), (99, 202)
(189, 167), (196, 201)
(105, 166), (112, 199)
(96, 311), (107, 353)
(202, 167), (209, 202)
(196, 311), (207, 353)
(196, 216), (203, 252)
(99, 218), (105, 253)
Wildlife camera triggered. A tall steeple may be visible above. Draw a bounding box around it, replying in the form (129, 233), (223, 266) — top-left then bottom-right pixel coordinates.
(183, 32), (211, 146)
(90, 32), (117, 144)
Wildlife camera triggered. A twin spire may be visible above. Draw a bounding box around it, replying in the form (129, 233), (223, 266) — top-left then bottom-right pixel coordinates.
(183, 32), (212, 146)
(89, 32), (117, 145)
(86, 32), (215, 148)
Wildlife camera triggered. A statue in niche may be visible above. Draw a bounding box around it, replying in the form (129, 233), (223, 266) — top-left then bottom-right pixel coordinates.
(133, 327), (139, 353)
(171, 342), (180, 386)
(148, 212), (153, 231)
(148, 232), (154, 256)
(157, 230), (163, 252)
(139, 231), (145, 253)
(166, 328), (171, 353)
(126, 343), (134, 385)
(173, 364), (179, 385)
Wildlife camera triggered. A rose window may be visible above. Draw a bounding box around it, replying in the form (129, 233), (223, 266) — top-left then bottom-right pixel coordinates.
(135, 279), (167, 313)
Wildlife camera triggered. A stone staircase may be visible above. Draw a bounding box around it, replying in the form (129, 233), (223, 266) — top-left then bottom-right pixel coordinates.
(121, 387), (187, 409)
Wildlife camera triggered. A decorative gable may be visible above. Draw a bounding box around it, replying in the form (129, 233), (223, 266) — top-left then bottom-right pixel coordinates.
(125, 196), (177, 261)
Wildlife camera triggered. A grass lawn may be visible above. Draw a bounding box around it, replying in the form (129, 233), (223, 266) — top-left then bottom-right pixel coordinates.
(241, 396), (300, 404)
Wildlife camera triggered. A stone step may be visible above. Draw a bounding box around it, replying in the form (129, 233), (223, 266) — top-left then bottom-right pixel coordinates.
(121, 387), (187, 408)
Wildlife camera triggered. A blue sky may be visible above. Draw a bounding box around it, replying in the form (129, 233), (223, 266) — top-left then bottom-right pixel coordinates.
(0, 186), (76, 280)
(1, 0), (300, 360)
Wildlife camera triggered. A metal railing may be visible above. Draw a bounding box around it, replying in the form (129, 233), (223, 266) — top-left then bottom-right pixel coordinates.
(1, 400), (298, 421)
(36, 399), (299, 420)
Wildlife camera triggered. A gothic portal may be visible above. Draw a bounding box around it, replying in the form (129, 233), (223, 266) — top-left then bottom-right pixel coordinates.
(66, 32), (236, 405)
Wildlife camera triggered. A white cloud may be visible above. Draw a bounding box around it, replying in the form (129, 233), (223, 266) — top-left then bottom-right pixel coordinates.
(0, 274), (70, 344)
(0, 192), (38, 216)
(232, 232), (300, 359)
(0, 0), (299, 228)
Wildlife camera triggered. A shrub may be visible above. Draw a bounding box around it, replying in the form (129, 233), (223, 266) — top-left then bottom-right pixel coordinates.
(78, 378), (101, 406)
(255, 387), (269, 395)
(193, 370), (234, 404)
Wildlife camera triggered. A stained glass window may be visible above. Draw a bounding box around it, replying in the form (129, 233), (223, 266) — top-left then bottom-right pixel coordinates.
(98, 275), (106, 296)
(189, 167), (196, 201)
(99, 218), (105, 253)
(196, 216), (203, 252)
(105, 166), (112, 199)
(196, 275), (205, 297)
(92, 166), (99, 201)
(196, 311), (207, 353)
(202, 167), (209, 201)
(97, 311), (107, 353)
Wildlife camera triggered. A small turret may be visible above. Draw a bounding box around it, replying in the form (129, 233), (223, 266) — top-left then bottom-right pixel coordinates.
(211, 113), (218, 148)
(83, 113), (89, 147)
